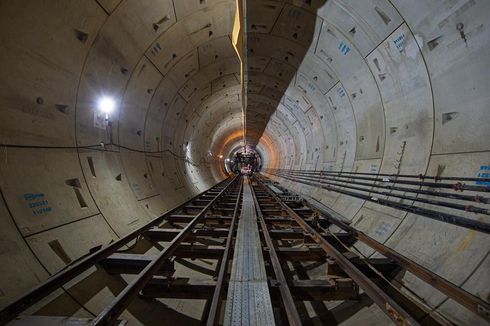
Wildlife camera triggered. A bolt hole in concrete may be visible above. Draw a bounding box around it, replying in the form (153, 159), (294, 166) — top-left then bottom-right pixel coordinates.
(73, 29), (88, 43)
(442, 112), (459, 124)
(55, 104), (69, 114)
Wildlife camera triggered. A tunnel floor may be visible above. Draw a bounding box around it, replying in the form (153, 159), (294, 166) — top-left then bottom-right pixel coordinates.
(2, 173), (489, 325)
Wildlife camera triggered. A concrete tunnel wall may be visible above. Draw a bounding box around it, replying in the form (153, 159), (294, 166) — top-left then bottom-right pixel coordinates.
(0, 0), (488, 325)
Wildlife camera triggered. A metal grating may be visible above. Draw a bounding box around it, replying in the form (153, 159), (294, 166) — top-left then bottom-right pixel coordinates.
(224, 177), (275, 326)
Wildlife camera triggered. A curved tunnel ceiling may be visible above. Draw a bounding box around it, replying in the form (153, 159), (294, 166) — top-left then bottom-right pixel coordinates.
(0, 0), (489, 325)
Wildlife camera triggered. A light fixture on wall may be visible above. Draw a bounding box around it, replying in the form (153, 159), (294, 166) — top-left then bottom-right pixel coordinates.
(218, 154), (224, 159)
(98, 96), (116, 118)
(94, 95), (117, 144)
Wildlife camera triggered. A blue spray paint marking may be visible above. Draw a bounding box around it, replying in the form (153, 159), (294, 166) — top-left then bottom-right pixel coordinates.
(375, 222), (391, 237)
(288, 9), (301, 18)
(337, 87), (346, 98)
(476, 165), (490, 187)
(307, 82), (316, 91)
(132, 183), (142, 196)
(338, 42), (350, 55)
(24, 192), (52, 215)
(393, 33), (405, 53)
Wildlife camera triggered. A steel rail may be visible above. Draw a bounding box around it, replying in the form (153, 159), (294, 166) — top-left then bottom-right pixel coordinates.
(254, 177), (422, 326)
(266, 177), (490, 322)
(0, 178), (234, 326)
(206, 178), (243, 326)
(266, 171), (490, 234)
(268, 169), (490, 192)
(270, 168), (490, 182)
(269, 172), (489, 214)
(90, 176), (239, 325)
(268, 169), (489, 204)
(250, 182), (302, 326)
(307, 205), (490, 322)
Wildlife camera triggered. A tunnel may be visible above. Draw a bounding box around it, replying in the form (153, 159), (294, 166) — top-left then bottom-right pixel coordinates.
(0, 0), (489, 325)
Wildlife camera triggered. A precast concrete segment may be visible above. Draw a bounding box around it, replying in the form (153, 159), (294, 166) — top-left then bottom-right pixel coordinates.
(224, 177), (275, 326)
(0, 0), (488, 325)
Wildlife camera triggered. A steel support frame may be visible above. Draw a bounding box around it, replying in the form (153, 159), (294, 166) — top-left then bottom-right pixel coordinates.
(206, 178), (243, 325)
(250, 183), (302, 325)
(264, 176), (490, 323)
(90, 176), (240, 325)
(0, 177), (235, 326)
(255, 177), (421, 326)
(312, 203), (490, 322)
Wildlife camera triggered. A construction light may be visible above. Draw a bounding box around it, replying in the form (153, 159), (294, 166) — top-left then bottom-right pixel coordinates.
(98, 96), (116, 115)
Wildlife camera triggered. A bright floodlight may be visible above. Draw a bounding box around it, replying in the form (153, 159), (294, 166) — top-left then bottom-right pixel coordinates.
(218, 155), (224, 159)
(98, 96), (116, 115)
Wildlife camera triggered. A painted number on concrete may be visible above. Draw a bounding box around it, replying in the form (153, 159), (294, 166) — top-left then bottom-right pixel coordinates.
(288, 9), (301, 18)
(369, 164), (378, 173)
(24, 192), (52, 215)
(375, 221), (391, 237)
(307, 82), (316, 91)
(393, 33), (405, 53)
(132, 183), (142, 196)
(476, 165), (490, 187)
(337, 87), (346, 98)
(338, 42), (350, 55)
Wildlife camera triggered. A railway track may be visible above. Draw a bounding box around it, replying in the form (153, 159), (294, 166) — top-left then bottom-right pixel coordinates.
(1, 174), (488, 325)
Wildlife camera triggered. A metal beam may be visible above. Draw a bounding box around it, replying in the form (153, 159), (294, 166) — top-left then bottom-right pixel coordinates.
(207, 179), (243, 325)
(140, 278), (359, 302)
(266, 171), (490, 233)
(0, 178), (233, 326)
(251, 180), (302, 325)
(316, 205), (490, 322)
(255, 177), (421, 326)
(90, 176), (239, 325)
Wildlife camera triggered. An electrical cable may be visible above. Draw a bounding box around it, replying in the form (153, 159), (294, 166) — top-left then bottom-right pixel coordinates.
(272, 168), (489, 182)
(0, 142), (201, 167)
